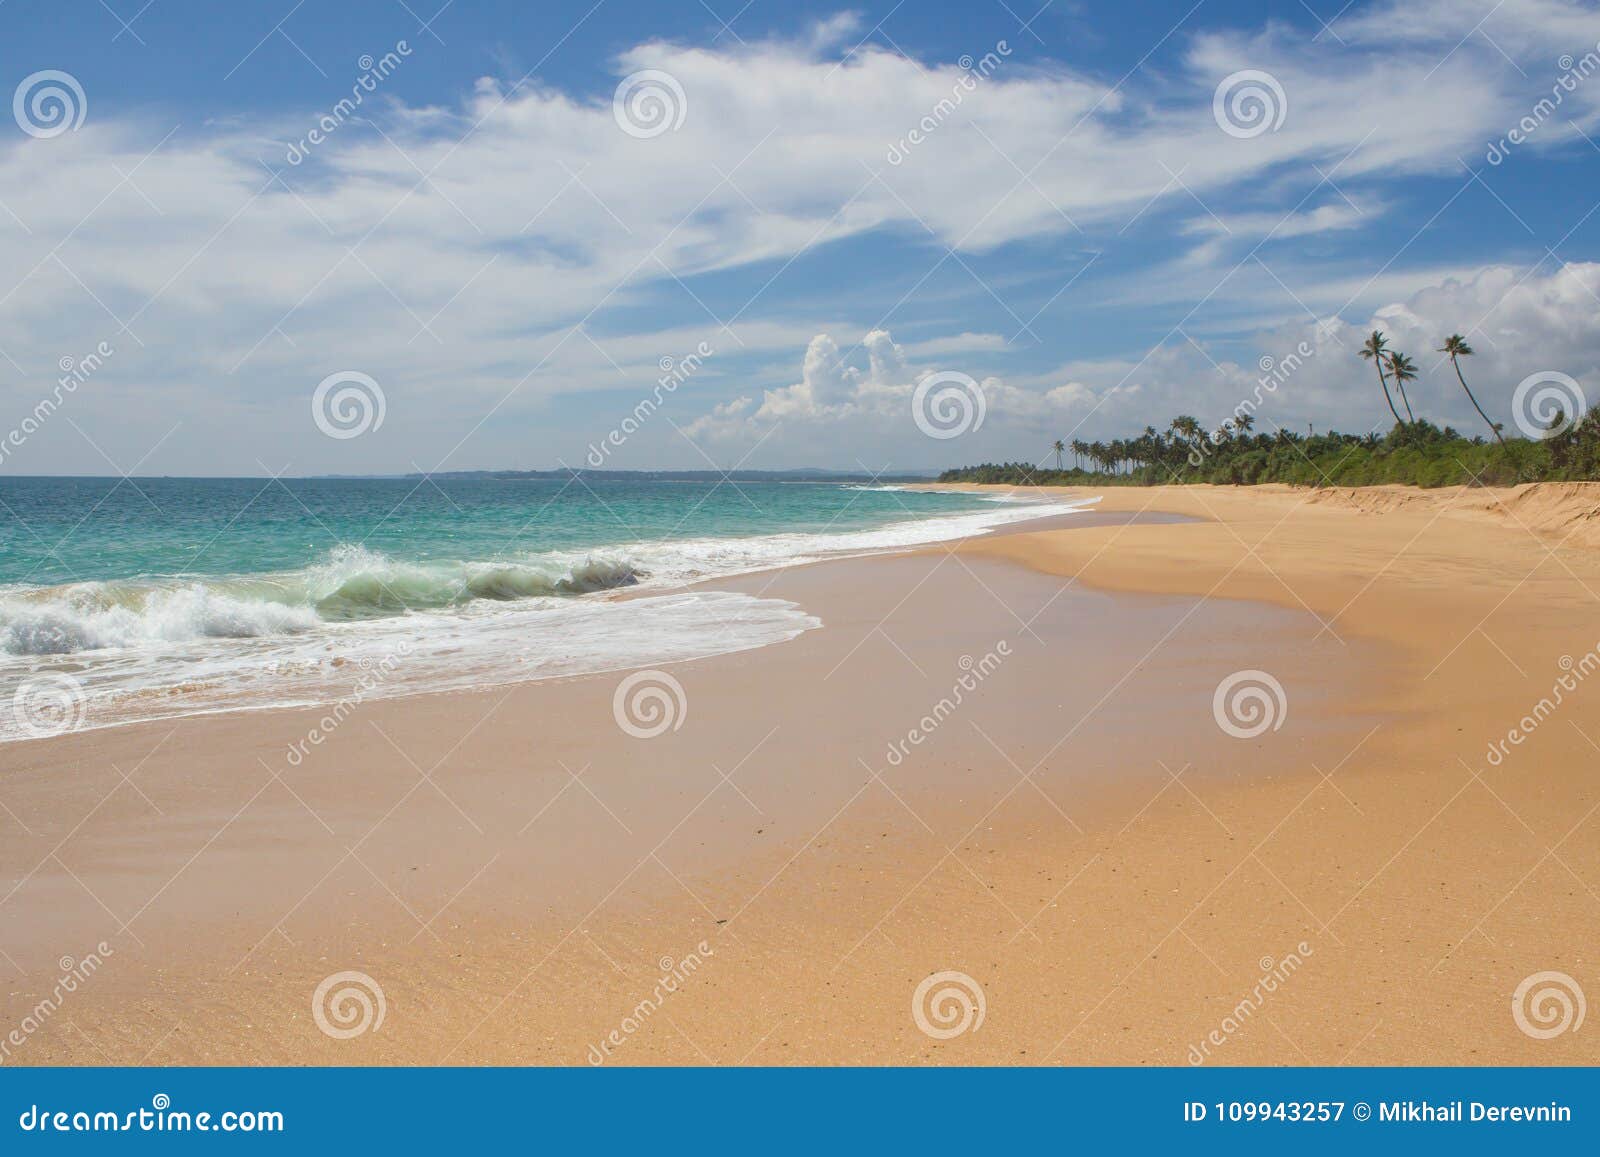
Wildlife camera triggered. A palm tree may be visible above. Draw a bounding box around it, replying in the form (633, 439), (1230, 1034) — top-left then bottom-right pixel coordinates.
(1439, 334), (1504, 448)
(1359, 331), (1404, 427)
(1386, 350), (1418, 424)
(1171, 415), (1203, 444)
(1051, 439), (1066, 470)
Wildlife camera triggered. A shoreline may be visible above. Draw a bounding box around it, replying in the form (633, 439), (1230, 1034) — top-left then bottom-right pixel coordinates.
(3, 485), (1597, 1065)
(0, 490), (1097, 744)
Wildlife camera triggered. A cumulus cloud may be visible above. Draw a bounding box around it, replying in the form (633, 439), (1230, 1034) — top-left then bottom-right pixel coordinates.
(684, 262), (1600, 460)
(1059, 264), (1600, 441)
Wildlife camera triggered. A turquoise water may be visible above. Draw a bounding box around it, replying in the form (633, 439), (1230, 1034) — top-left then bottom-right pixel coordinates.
(0, 477), (1000, 590)
(0, 476), (1087, 739)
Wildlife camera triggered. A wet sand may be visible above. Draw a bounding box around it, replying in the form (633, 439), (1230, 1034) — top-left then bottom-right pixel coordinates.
(2, 489), (1597, 1065)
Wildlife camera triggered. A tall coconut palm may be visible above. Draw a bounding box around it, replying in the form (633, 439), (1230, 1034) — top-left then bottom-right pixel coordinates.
(1439, 334), (1504, 447)
(1359, 330), (1404, 427)
(1051, 438), (1066, 470)
(1386, 350), (1418, 424)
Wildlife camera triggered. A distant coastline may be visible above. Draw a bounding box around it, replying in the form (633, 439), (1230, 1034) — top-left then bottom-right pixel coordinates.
(0, 468), (941, 483)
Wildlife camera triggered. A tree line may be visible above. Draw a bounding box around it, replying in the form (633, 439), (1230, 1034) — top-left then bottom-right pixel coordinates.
(944, 331), (1598, 488)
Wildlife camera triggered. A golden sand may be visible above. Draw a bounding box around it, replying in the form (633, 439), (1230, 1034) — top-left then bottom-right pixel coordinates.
(3, 485), (1597, 1065)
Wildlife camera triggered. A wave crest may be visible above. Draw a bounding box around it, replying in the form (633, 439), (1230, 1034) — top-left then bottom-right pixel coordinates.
(1, 585), (321, 655)
(0, 546), (645, 655)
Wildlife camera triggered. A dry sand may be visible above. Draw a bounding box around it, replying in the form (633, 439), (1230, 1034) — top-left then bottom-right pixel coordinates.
(2, 485), (1598, 1066)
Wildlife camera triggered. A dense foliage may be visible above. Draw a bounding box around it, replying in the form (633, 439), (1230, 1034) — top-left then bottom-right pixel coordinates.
(942, 330), (1598, 489)
(940, 413), (1600, 489)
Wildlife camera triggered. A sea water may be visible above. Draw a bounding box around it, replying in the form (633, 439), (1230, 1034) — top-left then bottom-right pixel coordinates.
(0, 476), (1090, 738)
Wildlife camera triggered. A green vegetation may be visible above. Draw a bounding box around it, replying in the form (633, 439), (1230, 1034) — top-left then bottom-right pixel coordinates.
(941, 331), (1598, 489)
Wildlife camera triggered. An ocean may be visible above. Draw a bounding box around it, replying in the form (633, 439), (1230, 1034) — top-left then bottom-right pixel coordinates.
(0, 476), (1089, 740)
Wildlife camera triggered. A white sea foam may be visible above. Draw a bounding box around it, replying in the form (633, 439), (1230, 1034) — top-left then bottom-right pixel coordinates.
(0, 590), (819, 742)
(0, 495), (1094, 740)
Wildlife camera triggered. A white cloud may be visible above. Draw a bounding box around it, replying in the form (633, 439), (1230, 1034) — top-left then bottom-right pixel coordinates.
(683, 262), (1600, 460)
(0, 1), (1597, 472)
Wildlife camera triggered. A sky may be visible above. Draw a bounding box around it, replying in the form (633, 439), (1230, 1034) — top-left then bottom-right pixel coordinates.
(1, 0), (1599, 476)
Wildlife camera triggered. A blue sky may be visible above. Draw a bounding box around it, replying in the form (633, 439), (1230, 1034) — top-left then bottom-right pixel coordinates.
(2, 0), (1599, 474)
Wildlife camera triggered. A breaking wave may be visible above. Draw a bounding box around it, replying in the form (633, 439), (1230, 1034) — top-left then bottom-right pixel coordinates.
(0, 494), (1094, 740)
(0, 546), (645, 656)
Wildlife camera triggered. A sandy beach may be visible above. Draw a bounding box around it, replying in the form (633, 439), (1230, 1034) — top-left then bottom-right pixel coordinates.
(3, 485), (1598, 1066)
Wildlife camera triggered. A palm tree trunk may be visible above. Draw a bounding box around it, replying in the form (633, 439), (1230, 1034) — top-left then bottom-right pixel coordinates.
(1375, 361), (1403, 427)
(1395, 378), (1415, 424)
(1453, 356), (1506, 448)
